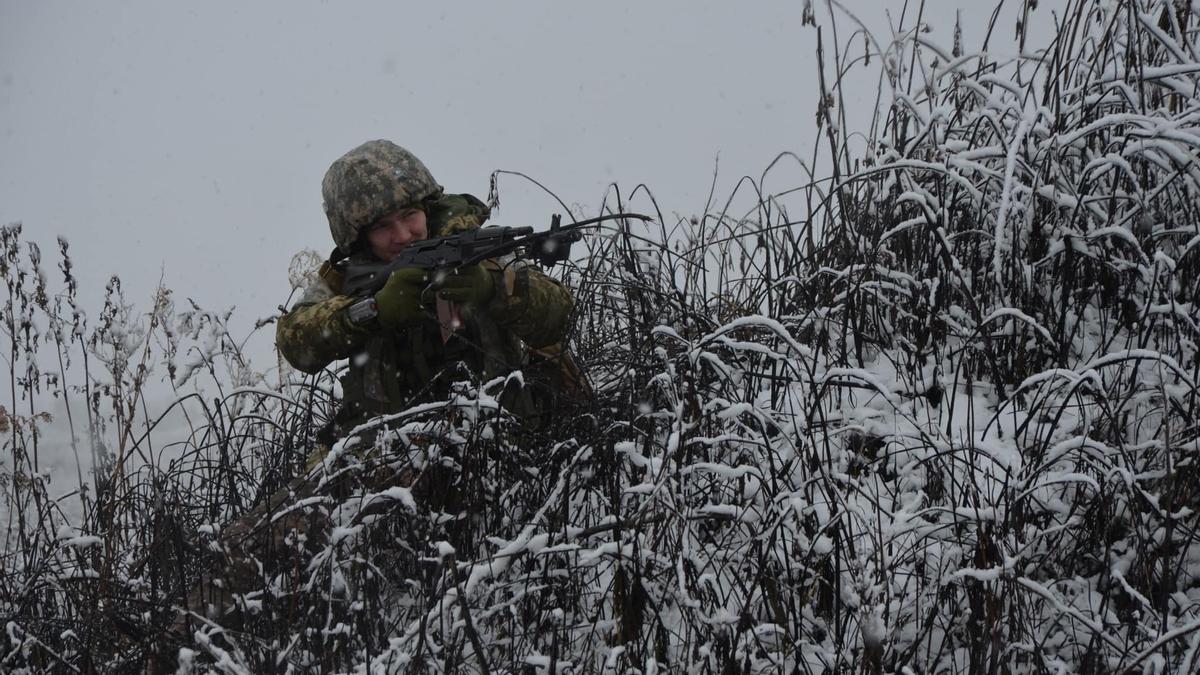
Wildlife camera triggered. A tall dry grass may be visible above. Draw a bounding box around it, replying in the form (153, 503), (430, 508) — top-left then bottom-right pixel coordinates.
(4, 0), (1200, 672)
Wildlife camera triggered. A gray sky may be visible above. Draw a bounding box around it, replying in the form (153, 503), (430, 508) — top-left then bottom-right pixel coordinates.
(2, 0), (1051, 517)
(1, 0), (1029, 358)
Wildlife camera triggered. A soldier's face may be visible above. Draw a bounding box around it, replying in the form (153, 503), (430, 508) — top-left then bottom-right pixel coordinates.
(367, 208), (428, 261)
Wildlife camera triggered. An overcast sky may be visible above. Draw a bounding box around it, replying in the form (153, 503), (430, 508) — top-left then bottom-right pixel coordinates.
(1, 0), (1035, 356)
(1, 0), (1055, 513)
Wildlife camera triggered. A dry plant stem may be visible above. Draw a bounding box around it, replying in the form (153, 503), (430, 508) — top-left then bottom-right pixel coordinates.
(5, 1), (1200, 671)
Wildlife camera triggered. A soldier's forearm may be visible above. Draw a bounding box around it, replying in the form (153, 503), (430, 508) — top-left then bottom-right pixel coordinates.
(491, 270), (575, 349)
(276, 296), (371, 373)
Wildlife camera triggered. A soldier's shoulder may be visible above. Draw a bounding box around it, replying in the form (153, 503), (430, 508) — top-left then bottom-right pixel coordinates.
(428, 193), (491, 235)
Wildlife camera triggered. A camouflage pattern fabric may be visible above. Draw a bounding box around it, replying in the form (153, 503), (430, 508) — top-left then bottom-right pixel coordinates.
(322, 140), (444, 254)
(425, 191), (492, 237)
(277, 192), (576, 432)
(275, 294), (368, 374)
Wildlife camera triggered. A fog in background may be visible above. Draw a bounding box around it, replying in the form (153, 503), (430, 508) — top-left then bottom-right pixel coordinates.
(1, 1), (1042, 494)
(0, 1), (1030, 343)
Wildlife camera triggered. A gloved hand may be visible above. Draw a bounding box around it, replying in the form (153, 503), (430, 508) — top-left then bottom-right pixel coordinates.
(374, 267), (430, 328)
(434, 266), (495, 307)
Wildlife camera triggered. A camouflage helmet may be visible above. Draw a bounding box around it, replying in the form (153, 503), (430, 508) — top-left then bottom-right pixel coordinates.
(322, 140), (443, 254)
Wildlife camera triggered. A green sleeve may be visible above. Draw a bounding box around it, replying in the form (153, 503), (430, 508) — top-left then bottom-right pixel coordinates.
(427, 193), (491, 236)
(276, 295), (372, 374)
(488, 265), (575, 349)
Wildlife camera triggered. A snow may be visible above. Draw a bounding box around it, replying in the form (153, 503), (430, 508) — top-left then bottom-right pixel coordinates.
(60, 536), (102, 549)
(6, 1), (1200, 672)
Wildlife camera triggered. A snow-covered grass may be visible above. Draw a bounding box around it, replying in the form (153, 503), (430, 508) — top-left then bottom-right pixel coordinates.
(5, 0), (1200, 672)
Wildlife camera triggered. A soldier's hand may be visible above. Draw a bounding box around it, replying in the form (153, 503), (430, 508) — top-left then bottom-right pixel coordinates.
(434, 266), (495, 307)
(374, 268), (430, 327)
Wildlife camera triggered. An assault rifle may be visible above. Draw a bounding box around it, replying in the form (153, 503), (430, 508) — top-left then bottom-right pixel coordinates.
(341, 212), (652, 296)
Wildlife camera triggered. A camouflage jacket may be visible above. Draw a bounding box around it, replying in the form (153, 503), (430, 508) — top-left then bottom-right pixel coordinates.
(276, 193), (576, 431)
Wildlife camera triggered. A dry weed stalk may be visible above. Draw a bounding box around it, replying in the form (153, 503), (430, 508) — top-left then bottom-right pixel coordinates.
(3, 1), (1200, 672)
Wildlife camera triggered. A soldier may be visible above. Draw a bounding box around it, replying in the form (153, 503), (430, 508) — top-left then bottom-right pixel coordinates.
(168, 141), (584, 659)
(277, 139), (579, 435)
